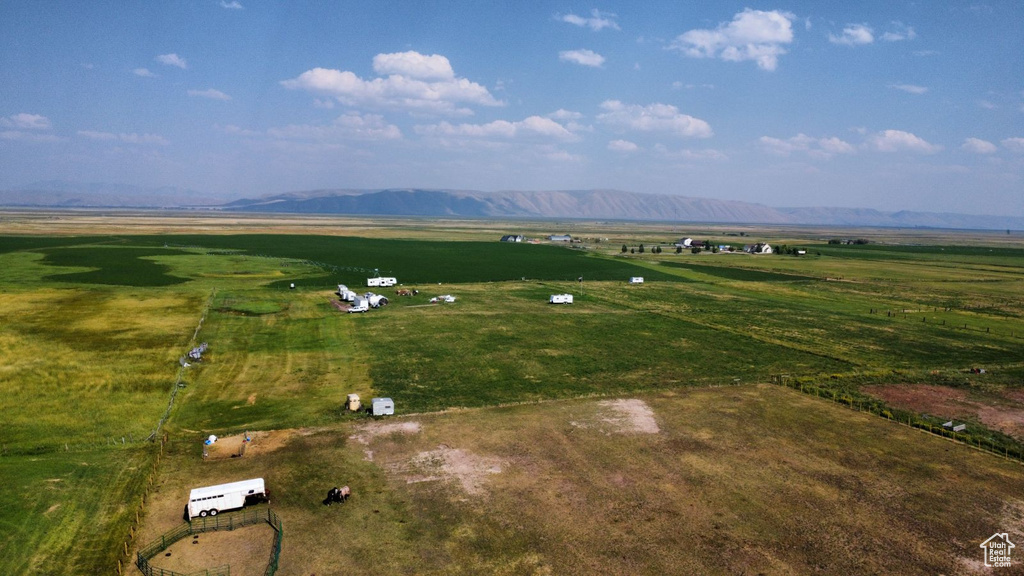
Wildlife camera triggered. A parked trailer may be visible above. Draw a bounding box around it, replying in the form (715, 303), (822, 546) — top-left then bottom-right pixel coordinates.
(367, 277), (398, 287)
(549, 294), (574, 304)
(629, 277), (644, 285)
(337, 285), (357, 302)
(371, 397), (395, 416)
(187, 478), (266, 519)
(348, 296), (369, 313)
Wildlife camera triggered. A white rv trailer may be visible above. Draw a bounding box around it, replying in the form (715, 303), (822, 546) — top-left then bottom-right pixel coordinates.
(367, 277), (398, 287)
(337, 284), (357, 302)
(187, 478), (266, 519)
(549, 294), (574, 304)
(365, 293), (389, 308)
(629, 277), (644, 285)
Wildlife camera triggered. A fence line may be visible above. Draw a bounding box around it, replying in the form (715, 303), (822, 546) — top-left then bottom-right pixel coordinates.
(136, 508), (282, 576)
(770, 375), (1024, 465)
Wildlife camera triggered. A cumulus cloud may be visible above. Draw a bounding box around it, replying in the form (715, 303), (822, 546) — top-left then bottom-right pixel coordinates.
(608, 139), (638, 152)
(281, 51), (502, 115)
(881, 22), (916, 42)
(669, 9), (795, 71)
(830, 24), (874, 45)
(155, 53), (187, 69)
(0, 113), (52, 130)
(556, 9), (620, 31)
(548, 109), (583, 121)
(559, 49), (605, 67)
(267, 112), (402, 141)
(415, 116), (577, 141)
(597, 100), (712, 138)
(891, 84), (927, 94)
(961, 138), (997, 154)
(220, 0), (243, 8)
(188, 88), (232, 101)
(1002, 137), (1024, 152)
(133, 68), (157, 78)
(372, 51), (455, 80)
(866, 130), (940, 153)
(759, 134), (855, 158)
(77, 130), (169, 145)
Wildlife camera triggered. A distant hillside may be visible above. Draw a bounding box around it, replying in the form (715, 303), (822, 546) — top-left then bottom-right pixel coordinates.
(223, 188), (1024, 230)
(0, 181), (227, 208)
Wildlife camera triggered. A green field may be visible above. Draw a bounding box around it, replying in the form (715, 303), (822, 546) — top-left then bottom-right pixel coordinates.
(1, 221), (1022, 575)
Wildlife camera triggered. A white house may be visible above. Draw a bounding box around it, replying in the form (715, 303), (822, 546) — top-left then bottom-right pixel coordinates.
(746, 243), (773, 254)
(549, 294), (574, 304)
(500, 234), (524, 242)
(187, 478), (266, 519)
(675, 237), (693, 248)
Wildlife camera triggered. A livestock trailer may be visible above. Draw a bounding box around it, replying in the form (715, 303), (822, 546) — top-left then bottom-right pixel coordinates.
(549, 294), (574, 304)
(371, 397), (395, 416)
(629, 277), (644, 285)
(187, 478), (266, 519)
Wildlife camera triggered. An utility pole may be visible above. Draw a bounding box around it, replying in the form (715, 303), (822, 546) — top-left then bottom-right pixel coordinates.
(578, 276), (583, 297)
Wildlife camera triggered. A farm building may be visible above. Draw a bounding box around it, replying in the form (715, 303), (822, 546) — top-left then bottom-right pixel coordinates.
(675, 238), (693, 248)
(500, 234), (524, 242)
(549, 294), (573, 304)
(746, 243), (773, 254)
(548, 234), (572, 242)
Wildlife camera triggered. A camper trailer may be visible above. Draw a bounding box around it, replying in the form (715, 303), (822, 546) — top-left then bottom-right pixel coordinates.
(367, 277), (398, 287)
(348, 296), (369, 313)
(337, 284), (357, 302)
(187, 478), (267, 519)
(629, 277), (644, 285)
(371, 397), (395, 416)
(549, 294), (574, 304)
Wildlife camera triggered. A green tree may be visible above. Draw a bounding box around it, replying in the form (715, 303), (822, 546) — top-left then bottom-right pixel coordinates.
(621, 244), (628, 253)
(676, 245), (683, 254)
(638, 244), (645, 253)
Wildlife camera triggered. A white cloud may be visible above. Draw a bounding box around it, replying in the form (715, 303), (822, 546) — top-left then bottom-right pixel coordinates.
(1002, 137), (1024, 152)
(597, 100), (712, 138)
(978, 100), (996, 110)
(0, 113), (52, 130)
(548, 109), (583, 121)
(759, 134), (854, 158)
(559, 49), (605, 68)
(267, 112), (402, 141)
(155, 53), (187, 69)
(220, 1), (243, 9)
(281, 52), (503, 115)
(669, 9), (795, 71)
(372, 51), (455, 80)
(133, 68), (157, 78)
(830, 24), (874, 45)
(0, 131), (61, 142)
(556, 9), (620, 32)
(882, 22), (916, 42)
(415, 116), (577, 141)
(188, 88), (232, 101)
(77, 130), (169, 145)
(866, 130), (941, 153)
(891, 84), (927, 94)
(608, 139), (638, 152)
(961, 138), (997, 154)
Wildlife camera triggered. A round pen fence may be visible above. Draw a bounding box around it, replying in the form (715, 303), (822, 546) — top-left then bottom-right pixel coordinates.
(136, 508), (282, 576)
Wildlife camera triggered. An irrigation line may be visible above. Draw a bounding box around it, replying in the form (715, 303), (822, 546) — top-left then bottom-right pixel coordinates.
(146, 289), (216, 443)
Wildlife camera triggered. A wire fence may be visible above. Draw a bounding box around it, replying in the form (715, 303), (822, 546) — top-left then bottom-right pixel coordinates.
(770, 374), (1024, 465)
(135, 508), (282, 576)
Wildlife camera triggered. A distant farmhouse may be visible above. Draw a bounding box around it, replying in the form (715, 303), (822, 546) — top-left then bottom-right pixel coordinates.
(744, 242), (773, 254)
(675, 237), (693, 248)
(500, 234), (525, 242)
(548, 234), (572, 242)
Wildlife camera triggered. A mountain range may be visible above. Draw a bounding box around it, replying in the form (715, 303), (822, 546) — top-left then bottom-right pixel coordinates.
(2, 183), (1022, 230)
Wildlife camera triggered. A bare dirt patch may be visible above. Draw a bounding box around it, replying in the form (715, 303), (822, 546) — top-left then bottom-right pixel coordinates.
(571, 398), (660, 434)
(146, 522), (276, 576)
(863, 384), (1024, 439)
(349, 420), (421, 460)
(204, 429), (297, 461)
(393, 445), (503, 496)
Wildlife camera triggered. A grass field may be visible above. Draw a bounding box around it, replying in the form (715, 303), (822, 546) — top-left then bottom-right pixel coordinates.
(1, 216), (1022, 575)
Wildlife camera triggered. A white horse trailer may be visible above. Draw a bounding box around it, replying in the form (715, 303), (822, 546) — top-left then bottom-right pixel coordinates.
(629, 277), (644, 285)
(188, 478), (266, 519)
(549, 294), (574, 304)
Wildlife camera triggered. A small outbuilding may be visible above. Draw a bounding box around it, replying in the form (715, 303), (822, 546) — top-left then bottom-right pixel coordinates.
(371, 397), (395, 416)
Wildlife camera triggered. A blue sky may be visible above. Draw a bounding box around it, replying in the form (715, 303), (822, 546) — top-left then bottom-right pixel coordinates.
(1, 1), (1022, 215)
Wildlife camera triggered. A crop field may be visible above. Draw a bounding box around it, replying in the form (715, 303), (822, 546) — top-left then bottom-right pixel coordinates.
(1, 216), (1022, 575)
